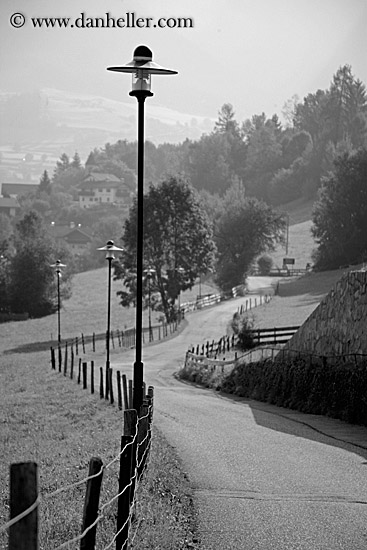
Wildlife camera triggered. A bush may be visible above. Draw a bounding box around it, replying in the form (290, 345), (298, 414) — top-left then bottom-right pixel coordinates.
(257, 254), (273, 275)
(220, 355), (367, 426)
(230, 312), (256, 351)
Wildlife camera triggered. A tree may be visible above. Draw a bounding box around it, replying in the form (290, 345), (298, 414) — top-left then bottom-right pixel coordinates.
(54, 153), (70, 177)
(257, 255), (273, 275)
(327, 65), (367, 148)
(215, 103), (240, 136)
(113, 176), (216, 321)
(38, 170), (52, 195)
(242, 113), (283, 200)
(185, 132), (232, 194)
(215, 197), (285, 291)
(8, 211), (72, 317)
(71, 151), (82, 169)
(0, 213), (13, 256)
(312, 148), (367, 269)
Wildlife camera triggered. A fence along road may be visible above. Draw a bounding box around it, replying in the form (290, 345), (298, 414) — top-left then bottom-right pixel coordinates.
(110, 283), (367, 549)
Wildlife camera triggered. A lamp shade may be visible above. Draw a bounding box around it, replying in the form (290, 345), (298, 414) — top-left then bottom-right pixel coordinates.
(97, 240), (124, 259)
(50, 260), (66, 273)
(107, 45), (178, 75)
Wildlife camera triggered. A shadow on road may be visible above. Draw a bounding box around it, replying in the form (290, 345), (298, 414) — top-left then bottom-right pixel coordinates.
(220, 392), (367, 461)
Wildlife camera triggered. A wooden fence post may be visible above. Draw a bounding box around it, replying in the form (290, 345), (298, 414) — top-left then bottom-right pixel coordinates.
(50, 347), (55, 370)
(105, 364), (110, 401)
(116, 435), (134, 550)
(109, 368), (114, 405)
(122, 374), (129, 410)
(124, 410), (138, 508)
(78, 358), (82, 384)
(82, 333), (86, 354)
(63, 343), (68, 376)
(9, 462), (38, 550)
(117, 371), (123, 411)
(137, 402), (149, 479)
(92, 333), (95, 353)
(58, 345), (62, 372)
(80, 457), (103, 550)
(90, 361), (94, 395)
(82, 362), (87, 390)
(128, 380), (133, 410)
(70, 348), (74, 379)
(75, 336), (79, 356)
(99, 367), (104, 399)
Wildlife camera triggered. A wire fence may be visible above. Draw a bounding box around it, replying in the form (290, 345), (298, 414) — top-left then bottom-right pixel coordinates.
(1, 398), (154, 549)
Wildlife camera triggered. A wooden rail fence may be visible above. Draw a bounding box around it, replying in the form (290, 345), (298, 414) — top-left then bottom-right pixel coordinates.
(50, 343), (142, 410)
(189, 325), (300, 359)
(57, 317), (182, 357)
(1, 396), (154, 549)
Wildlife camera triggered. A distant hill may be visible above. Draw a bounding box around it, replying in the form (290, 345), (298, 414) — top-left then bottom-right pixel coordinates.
(0, 87), (214, 182)
(0, 88), (214, 148)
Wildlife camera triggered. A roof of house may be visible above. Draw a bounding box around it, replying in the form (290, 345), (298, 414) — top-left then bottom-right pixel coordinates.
(47, 224), (93, 243)
(1, 182), (38, 196)
(0, 197), (20, 209)
(83, 173), (121, 183)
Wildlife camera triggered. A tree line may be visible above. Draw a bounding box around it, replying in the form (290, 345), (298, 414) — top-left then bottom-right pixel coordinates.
(1, 64), (366, 318)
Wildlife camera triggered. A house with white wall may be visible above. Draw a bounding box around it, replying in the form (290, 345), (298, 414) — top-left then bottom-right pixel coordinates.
(78, 173), (129, 208)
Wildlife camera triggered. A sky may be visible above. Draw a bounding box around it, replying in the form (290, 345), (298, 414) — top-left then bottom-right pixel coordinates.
(1, 0), (367, 123)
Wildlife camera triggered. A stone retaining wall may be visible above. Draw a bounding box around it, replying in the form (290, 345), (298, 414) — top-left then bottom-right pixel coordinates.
(284, 270), (367, 355)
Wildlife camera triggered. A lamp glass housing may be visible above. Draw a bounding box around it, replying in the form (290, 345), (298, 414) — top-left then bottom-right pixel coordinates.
(132, 70), (151, 92)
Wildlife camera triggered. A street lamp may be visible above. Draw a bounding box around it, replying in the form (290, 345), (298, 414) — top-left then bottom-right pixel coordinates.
(175, 266), (185, 321)
(97, 240), (124, 398)
(107, 45), (177, 412)
(144, 267), (156, 342)
(50, 260), (66, 343)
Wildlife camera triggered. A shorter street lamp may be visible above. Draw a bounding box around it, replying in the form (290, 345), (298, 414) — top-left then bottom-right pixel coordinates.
(50, 260), (66, 343)
(144, 267), (156, 342)
(175, 267), (185, 321)
(97, 240), (124, 397)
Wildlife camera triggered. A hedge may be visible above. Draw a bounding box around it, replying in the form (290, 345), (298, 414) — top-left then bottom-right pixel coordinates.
(220, 356), (367, 426)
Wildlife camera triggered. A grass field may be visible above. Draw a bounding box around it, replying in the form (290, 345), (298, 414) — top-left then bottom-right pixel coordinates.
(1, 197), (353, 548)
(0, 270), (215, 549)
(248, 264), (362, 329)
(0, 268), (218, 354)
(269, 199), (316, 270)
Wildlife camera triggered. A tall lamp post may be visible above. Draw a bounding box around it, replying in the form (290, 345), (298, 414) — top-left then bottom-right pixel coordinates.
(97, 240), (124, 397)
(107, 45), (177, 412)
(144, 267), (156, 342)
(50, 260), (66, 343)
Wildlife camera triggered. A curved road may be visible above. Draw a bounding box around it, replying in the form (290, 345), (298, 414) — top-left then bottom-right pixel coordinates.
(111, 286), (367, 549)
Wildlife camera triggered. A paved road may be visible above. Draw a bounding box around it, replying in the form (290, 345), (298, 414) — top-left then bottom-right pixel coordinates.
(111, 290), (367, 549)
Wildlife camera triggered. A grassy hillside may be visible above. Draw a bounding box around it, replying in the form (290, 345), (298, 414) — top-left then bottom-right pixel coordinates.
(0, 268), (218, 353)
(249, 264), (363, 328)
(268, 199), (316, 270)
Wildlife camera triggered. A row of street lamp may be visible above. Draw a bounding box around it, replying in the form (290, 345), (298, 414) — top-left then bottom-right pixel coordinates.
(51, 250), (187, 358)
(50, 45), (177, 413)
(51, 246), (187, 410)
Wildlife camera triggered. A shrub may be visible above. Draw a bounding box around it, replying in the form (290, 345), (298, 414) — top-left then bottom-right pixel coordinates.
(220, 355), (367, 426)
(230, 312), (256, 351)
(257, 254), (273, 275)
